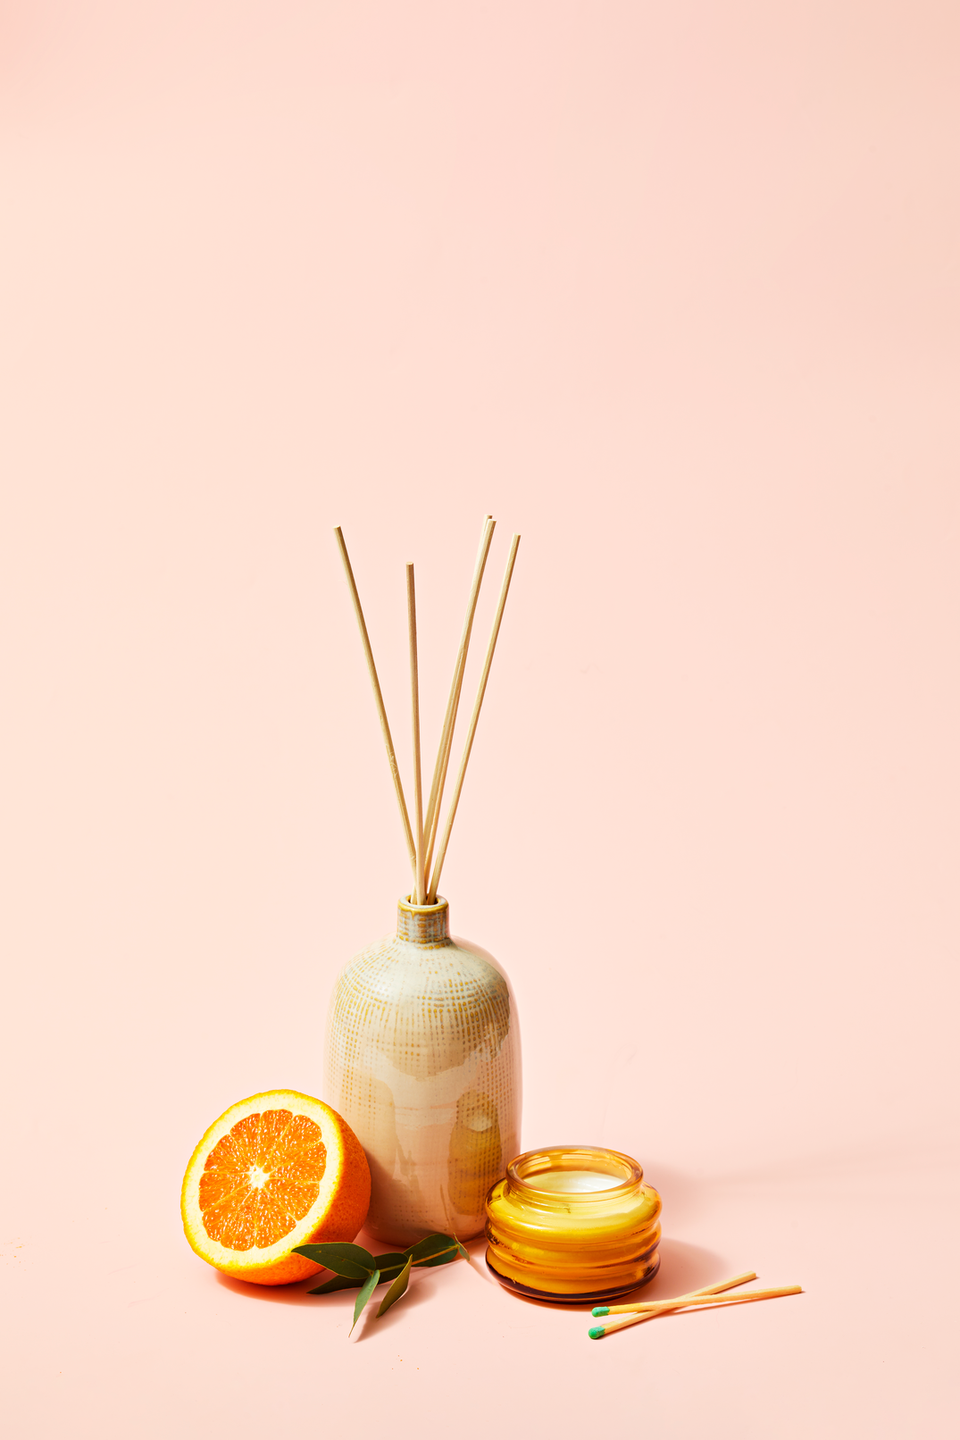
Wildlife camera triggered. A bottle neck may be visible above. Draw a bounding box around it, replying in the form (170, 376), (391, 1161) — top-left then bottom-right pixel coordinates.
(396, 895), (450, 945)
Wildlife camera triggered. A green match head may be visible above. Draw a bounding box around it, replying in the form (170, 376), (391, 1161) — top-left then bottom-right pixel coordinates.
(591, 1306), (610, 1317)
(588, 1325), (606, 1339)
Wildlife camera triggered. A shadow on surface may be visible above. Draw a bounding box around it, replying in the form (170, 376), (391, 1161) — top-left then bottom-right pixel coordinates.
(641, 1237), (727, 1298)
(215, 1270), (326, 1305)
(353, 1267), (441, 1340)
(474, 1278), (598, 1314)
(213, 1227), (384, 1306)
(213, 1228), (473, 1328)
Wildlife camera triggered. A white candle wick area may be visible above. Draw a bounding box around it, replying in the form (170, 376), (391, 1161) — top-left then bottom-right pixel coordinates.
(530, 1169), (618, 1193)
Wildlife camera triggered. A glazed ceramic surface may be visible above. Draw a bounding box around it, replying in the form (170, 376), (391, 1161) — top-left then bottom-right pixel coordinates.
(324, 896), (521, 1245)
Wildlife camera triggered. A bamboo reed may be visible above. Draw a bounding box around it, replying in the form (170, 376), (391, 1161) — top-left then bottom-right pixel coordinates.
(421, 516), (495, 884)
(427, 533), (520, 902)
(334, 527), (416, 875)
(406, 563), (425, 903)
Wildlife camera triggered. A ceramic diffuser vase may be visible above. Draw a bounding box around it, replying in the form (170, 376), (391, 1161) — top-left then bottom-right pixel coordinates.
(326, 518), (522, 1243)
(325, 895), (520, 1244)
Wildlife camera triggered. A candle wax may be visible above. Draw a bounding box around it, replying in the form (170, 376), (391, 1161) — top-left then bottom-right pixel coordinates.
(531, 1169), (617, 1193)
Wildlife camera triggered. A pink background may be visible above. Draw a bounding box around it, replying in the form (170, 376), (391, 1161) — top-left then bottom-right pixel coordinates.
(2, 3), (958, 1434)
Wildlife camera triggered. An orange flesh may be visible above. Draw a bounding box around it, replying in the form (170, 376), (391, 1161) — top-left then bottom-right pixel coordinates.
(199, 1110), (327, 1251)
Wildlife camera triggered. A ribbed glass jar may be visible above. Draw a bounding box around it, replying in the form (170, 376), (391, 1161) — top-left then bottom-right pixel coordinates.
(324, 896), (521, 1246)
(485, 1145), (661, 1302)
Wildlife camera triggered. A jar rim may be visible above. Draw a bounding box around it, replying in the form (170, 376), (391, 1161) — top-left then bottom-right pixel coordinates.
(506, 1145), (643, 1200)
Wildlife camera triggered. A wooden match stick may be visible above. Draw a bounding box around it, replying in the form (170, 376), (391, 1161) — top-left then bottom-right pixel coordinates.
(406, 563), (425, 904)
(588, 1285), (803, 1338)
(605, 1285), (802, 1317)
(421, 516), (495, 886)
(592, 1271), (757, 1317)
(334, 526), (416, 876)
(427, 533), (520, 902)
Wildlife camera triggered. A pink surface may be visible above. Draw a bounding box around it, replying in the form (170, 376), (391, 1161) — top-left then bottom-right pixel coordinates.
(2, 3), (958, 1435)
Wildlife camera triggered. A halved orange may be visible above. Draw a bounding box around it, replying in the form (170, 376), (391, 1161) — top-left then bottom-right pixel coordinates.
(181, 1089), (371, 1285)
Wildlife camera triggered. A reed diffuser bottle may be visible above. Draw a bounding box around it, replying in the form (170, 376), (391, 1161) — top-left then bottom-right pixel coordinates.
(325, 518), (522, 1243)
(325, 895), (520, 1244)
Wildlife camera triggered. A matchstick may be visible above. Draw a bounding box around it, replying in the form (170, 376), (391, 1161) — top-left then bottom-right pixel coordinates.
(592, 1271), (757, 1317)
(334, 526), (416, 876)
(406, 563), (425, 904)
(603, 1285), (802, 1317)
(588, 1285), (803, 1338)
(427, 534), (520, 902)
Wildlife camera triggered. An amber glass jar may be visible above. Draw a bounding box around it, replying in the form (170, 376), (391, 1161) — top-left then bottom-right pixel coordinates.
(484, 1145), (661, 1303)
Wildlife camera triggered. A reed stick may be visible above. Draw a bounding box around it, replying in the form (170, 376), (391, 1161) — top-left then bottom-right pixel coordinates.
(406, 563), (425, 904)
(427, 533), (520, 902)
(592, 1271), (756, 1317)
(334, 526), (416, 875)
(589, 1285), (803, 1338)
(421, 516), (496, 885)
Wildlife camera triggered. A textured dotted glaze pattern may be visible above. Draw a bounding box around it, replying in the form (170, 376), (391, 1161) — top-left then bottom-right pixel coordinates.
(324, 897), (521, 1245)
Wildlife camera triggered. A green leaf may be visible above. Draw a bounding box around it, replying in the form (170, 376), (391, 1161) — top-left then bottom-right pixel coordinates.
(350, 1268), (380, 1335)
(291, 1242), (376, 1280)
(370, 1251), (410, 1284)
(376, 1256), (412, 1318)
(306, 1274), (362, 1295)
(404, 1233), (466, 1268)
(303, 1250), (410, 1294)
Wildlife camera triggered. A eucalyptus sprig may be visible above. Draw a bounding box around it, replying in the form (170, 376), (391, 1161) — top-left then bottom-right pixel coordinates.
(292, 1233), (468, 1333)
